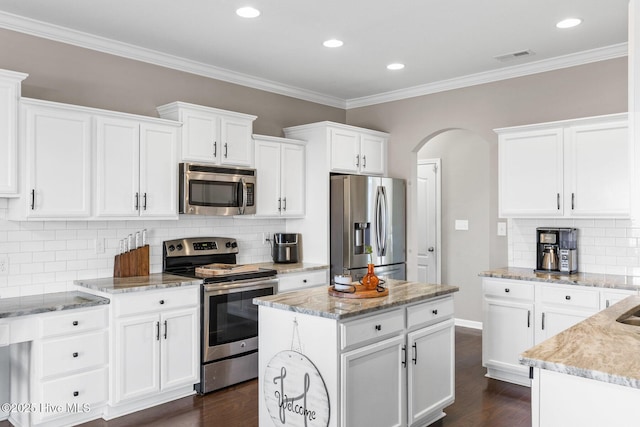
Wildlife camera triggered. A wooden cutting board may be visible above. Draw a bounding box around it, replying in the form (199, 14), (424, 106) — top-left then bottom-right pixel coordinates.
(195, 263), (261, 277)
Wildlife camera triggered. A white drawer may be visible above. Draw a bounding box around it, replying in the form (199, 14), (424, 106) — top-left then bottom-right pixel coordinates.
(407, 296), (454, 330)
(539, 285), (599, 310)
(278, 270), (328, 293)
(483, 279), (534, 301)
(115, 286), (199, 317)
(0, 323), (8, 347)
(41, 307), (108, 338)
(38, 368), (108, 421)
(341, 309), (404, 350)
(40, 331), (108, 378)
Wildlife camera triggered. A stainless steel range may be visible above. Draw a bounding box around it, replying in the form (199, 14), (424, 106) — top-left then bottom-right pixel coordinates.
(162, 237), (277, 394)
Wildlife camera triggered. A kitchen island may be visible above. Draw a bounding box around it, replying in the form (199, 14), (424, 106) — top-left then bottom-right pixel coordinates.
(253, 279), (458, 427)
(520, 295), (640, 427)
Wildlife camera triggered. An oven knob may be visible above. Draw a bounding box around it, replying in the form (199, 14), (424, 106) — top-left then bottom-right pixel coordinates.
(240, 342), (246, 348)
(225, 241), (231, 248)
(176, 244), (183, 251)
(231, 242), (238, 248)
(168, 245), (175, 252)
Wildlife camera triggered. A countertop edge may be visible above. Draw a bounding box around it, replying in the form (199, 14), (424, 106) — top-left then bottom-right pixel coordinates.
(0, 291), (110, 319)
(74, 273), (202, 294)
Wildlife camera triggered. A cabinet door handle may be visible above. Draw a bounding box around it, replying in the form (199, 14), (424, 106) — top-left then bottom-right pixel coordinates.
(73, 352), (79, 358)
(224, 143), (228, 158)
(30, 189), (35, 210)
(213, 141), (217, 158)
(135, 192), (139, 211)
(565, 295), (571, 300)
(571, 193), (575, 210)
(156, 321), (160, 341)
(402, 345), (407, 368)
(355, 154), (360, 167)
(163, 320), (168, 339)
(362, 155), (367, 168)
(542, 312), (545, 330)
(557, 193), (560, 210)
(282, 197), (287, 211)
(527, 310), (531, 328)
(278, 198), (282, 211)
(143, 193), (147, 210)
(412, 342), (417, 365)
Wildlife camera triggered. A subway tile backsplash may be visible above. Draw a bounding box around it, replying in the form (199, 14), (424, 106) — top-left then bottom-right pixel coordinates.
(0, 200), (285, 297)
(508, 218), (640, 276)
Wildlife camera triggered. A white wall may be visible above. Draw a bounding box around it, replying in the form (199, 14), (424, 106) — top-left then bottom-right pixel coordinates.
(0, 199), (286, 298)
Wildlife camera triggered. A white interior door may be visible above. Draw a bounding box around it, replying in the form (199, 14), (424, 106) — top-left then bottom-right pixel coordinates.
(417, 160), (441, 283)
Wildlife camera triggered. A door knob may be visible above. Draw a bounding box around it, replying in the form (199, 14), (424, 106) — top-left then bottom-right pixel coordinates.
(428, 247), (435, 252)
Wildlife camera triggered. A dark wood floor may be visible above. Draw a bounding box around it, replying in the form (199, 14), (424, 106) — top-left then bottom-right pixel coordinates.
(1, 327), (530, 427)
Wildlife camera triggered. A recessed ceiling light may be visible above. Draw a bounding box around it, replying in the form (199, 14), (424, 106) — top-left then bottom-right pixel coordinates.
(236, 7), (261, 18)
(556, 18), (582, 29)
(323, 39), (344, 48)
(387, 63), (405, 70)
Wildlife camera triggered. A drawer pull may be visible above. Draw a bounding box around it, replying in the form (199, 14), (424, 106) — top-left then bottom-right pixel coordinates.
(432, 309), (438, 315)
(303, 279), (307, 283)
(565, 295), (571, 300)
(73, 391), (79, 397)
(73, 352), (79, 358)
(72, 321), (79, 326)
(374, 324), (382, 331)
(159, 300), (165, 305)
(505, 288), (510, 293)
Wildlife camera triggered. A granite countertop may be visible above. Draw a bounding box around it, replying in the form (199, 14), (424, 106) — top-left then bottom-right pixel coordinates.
(480, 267), (640, 291)
(0, 291), (110, 319)
(74, 273), (202, 294)
(253, 279), (459, 320)
(520, 295), (640, 389)
(254, 262), (329, 274)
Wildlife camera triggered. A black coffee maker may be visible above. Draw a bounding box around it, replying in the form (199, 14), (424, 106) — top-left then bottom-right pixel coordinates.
(535, 227), (578, 274)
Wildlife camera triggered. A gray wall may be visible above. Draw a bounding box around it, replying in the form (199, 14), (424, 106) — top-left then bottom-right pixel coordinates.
(347, 58), (628, 323)
(0, 29), (345, 136)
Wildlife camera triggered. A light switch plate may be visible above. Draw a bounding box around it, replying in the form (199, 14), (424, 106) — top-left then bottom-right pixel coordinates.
(455, 220), (469, 231)
(0, 255), (8, 275)
(497, 222), (507, 236)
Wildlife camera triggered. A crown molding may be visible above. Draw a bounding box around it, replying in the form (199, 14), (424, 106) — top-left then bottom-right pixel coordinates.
(346, 43), (628, 109)
(0, 11), (627, 111)
(0, 11), (347, 109)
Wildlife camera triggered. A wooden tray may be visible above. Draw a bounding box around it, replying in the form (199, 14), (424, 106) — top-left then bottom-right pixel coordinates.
(328, 284), (389, 299)
(195, 263), (261, 277)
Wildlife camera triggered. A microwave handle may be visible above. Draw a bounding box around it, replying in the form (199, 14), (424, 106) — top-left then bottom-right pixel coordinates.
(239, 178), (248, 215)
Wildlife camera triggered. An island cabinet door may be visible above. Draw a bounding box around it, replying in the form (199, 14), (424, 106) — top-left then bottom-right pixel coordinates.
(340, 334), (406, 427)
(483, 298), (534, 378)
(407, 318), (455, 427)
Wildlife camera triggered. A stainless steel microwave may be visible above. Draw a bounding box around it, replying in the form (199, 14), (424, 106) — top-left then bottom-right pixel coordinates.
(179, 163), (256, 215)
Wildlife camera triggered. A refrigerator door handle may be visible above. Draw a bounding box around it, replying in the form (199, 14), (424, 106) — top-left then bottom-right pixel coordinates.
(375, 186), (388, 257)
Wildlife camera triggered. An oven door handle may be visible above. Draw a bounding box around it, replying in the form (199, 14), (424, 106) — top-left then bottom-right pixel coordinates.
(239, 177), (248, 215)
(203, 278), (279, 294)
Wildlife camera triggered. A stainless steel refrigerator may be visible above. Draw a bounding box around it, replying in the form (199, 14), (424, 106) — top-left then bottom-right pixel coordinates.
(330, 175), (406, 282)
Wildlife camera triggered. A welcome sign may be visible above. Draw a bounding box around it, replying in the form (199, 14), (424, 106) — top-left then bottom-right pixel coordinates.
(264, 350), (330, 427)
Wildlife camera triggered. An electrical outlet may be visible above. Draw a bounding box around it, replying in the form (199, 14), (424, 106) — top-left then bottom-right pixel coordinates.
(95, 238), (105, 254)
(262, 233), (270, 245)
(0, 255), (8, 275)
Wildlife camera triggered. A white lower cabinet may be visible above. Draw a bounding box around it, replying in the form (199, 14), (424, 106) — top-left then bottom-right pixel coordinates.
(107, 286), (199, 418)
(10, 306), (109, 427)
(341, 296), (455, 427)
(482, 278), (636, 386)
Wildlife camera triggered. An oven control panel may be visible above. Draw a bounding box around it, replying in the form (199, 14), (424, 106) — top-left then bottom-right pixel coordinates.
(163, 237), (239, 257)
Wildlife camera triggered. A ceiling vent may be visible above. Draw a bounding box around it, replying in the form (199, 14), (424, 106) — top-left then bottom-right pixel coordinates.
(494, 50), (535, 62)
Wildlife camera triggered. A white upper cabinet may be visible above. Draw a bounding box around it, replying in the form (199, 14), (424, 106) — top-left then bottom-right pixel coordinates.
(96, 116), (179, 219)
(254, 135), (305, 217)
(496, 113), (630, 218)
(157, 101), (256, 167)
(0, 69), (27, 197)
(13, 99), (93, 219)
(329, 126), (387, 175)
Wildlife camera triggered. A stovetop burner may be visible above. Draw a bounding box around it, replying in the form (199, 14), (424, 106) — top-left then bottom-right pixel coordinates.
(162, 237), (277, 283)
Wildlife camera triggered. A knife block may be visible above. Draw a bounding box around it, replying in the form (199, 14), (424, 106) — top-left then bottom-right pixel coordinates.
(114, 245), (150, 277)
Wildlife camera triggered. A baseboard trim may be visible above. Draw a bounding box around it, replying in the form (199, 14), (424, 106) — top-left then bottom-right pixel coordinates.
(455, 318), (483, 330)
